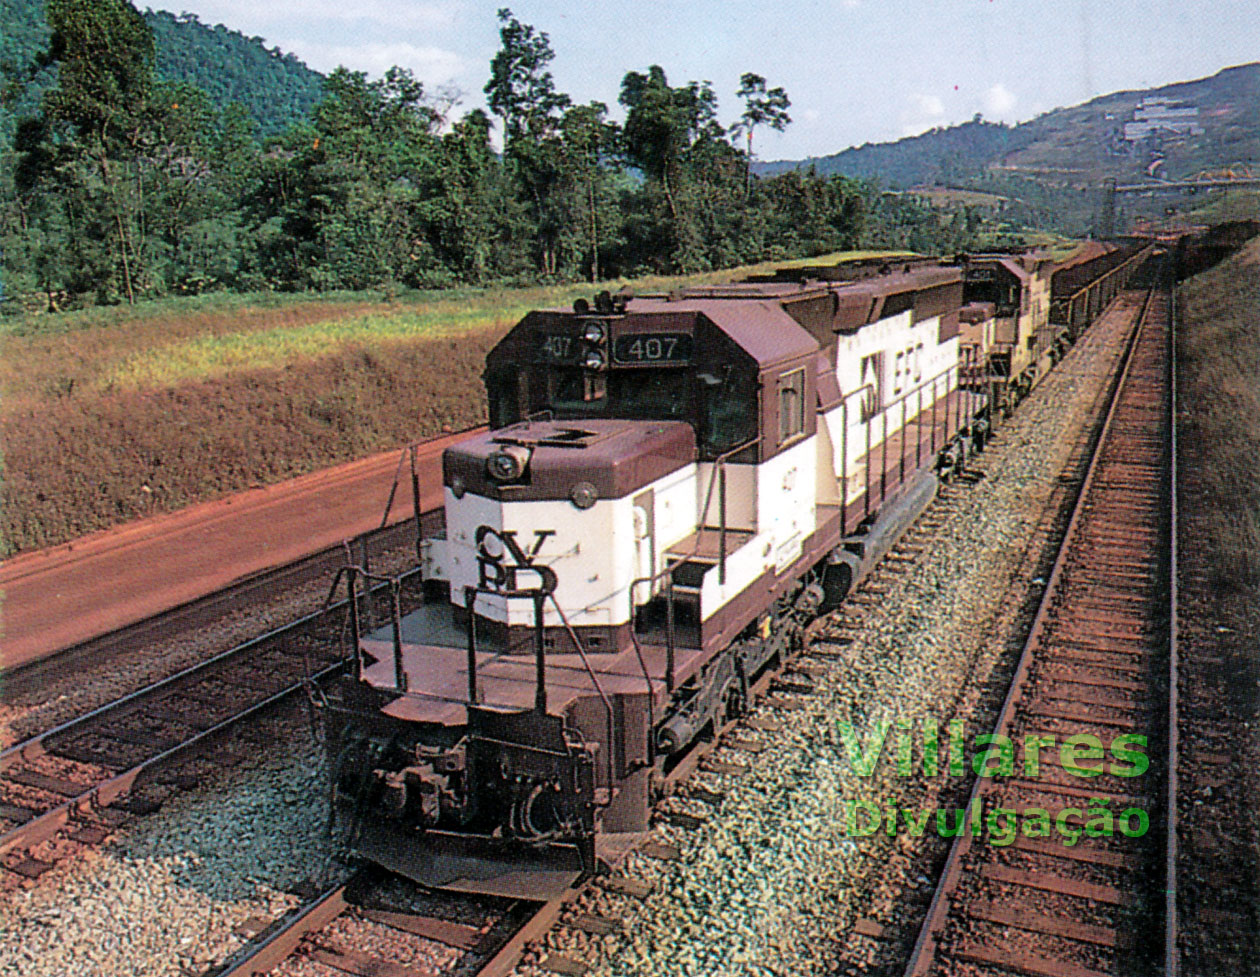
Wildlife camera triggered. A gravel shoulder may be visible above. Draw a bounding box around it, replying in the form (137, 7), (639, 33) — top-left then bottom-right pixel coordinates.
(1174, 240), (1260, 975)
(0, 708), (333, 976)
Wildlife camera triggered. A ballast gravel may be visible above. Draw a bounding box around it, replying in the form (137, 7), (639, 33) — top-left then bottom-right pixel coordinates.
(0, 713), (338, 977)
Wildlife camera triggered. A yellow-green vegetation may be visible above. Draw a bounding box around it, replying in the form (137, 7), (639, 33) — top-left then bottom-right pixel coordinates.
(762, 249), (917, 270)
(1177, 187), (1260, 226)
(2, 251), (915, 555)
(908, 187), (1009, 209)
(3, 252), (918, 404)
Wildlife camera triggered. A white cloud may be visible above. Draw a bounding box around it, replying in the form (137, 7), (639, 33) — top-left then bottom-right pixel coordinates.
(913, 94), (944, 117)
(841, 0), (861, 8)
(801, 107), (822, 125)
(900, 92), (947, 137)
(983, 83), (1017, 118)
(282, 40), (465, 85)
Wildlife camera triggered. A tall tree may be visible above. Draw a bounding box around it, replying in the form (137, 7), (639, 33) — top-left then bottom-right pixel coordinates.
(731, 73), (791, 196)
(41, 0), (157, 302)
(484, 8), (569, 147)
(484, 9), (571, 275)
(619, 65), (726, 270)
(560, 100), (618, 281)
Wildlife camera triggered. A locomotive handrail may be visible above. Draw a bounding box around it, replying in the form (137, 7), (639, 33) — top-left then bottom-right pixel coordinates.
(837, 360), (966, 530)
(462, 582), (553, 714)
(341, 565), (409, 692)
(547, 594), (617, 790)
(707, 434), (762, 585)
(626, 435), (760, 704)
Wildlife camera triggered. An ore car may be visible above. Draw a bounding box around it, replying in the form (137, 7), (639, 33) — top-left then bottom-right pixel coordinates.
(318, 261), (983, 899)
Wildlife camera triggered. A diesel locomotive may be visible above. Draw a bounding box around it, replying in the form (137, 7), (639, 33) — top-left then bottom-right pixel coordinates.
(317, 247), (1149, 899)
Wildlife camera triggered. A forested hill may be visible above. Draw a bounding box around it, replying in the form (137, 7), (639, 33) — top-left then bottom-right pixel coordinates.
(759, 62), (1260, 190)
(146, 9), (324, 135)
(0, 0), (324, 138)
(757, 116), (1034, 187)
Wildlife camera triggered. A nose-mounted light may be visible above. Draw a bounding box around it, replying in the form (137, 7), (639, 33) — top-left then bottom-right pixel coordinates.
(486, 443), (531, 482)
(581, 321), (605, 343)
(583, 349), (606, 370)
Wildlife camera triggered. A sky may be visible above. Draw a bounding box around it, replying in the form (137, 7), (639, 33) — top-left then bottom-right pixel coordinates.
(147, 0), (1260, 160)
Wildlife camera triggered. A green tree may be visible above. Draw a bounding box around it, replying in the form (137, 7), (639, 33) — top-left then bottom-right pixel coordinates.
(559, 100), (619, 281)
(41, 0), (156, 302)
(731, 73), (791, 196)
(300, 66), (446, 289)
(484, 9), (572, 275)
(618, 65), (728, 270)
(484, 8), (569, 146)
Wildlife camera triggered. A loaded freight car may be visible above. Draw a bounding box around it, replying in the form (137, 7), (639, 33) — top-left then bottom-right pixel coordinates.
(317, 263), (979, 899)
(1050, 240), (1155, 340)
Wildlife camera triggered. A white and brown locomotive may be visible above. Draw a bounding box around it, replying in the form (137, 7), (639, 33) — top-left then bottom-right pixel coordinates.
(319, 257), (996, 899)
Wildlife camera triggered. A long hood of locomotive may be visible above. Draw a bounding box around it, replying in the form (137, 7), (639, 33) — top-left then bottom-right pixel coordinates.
(440, 419), (698, 630)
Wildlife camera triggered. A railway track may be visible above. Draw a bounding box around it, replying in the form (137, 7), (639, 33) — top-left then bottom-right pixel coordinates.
(902, 277), (1177, 977)
(0, 568), (425, 883)
(201, 629), (819, 977)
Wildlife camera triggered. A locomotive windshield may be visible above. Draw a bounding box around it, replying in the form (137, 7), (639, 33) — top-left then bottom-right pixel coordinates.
(546, 365), (691, 419)
(487, 362), (756, 458)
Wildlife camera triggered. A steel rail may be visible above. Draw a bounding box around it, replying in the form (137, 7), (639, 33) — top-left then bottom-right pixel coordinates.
(1164, 265), (1181, 977)
(209, 875), (357, 977)
(0, 568), (421, 859)
(902, 281), (1162, 976)
(205, 869), (562, 977)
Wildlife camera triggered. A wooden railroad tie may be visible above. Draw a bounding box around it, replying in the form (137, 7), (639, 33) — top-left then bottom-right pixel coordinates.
(540, 954), (588, 976)
(598, 875), (653, 898)
(657, 810), (707, 830)
(724, 735), (766, 754)
(567, 913), (623, 936)
(701, 759), (749, 776)
(638, 838), (682, 861)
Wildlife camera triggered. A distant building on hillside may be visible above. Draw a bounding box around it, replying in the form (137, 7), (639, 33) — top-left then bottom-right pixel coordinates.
(1123, 97), (1203, 141)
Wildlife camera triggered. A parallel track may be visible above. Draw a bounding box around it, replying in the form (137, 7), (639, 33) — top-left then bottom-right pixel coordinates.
(0, 569), (423, 880)
(903, 277), (1178, 977)
(193, 288), (1171, 977)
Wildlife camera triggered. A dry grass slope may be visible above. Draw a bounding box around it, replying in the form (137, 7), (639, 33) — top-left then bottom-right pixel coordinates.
(1, 252), (914, 555)
(1177, 235), (1260, 591)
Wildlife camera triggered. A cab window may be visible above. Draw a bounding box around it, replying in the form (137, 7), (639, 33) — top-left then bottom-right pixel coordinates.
(778, 368), (806, 444)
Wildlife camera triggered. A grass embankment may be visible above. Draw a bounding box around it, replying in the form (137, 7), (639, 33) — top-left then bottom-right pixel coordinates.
(1174, 224), (1260, 975)
(1178, 234), (1260, 592)
(1, 252), (908, 555)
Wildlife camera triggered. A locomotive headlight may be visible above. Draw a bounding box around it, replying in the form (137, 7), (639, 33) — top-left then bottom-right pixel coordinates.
(450, 475), (466, 499)
(569, 481), (598, 510)
(581, 321), (605, 343)
(583, 349), (606, 370)
(486, 444), (531, 482)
